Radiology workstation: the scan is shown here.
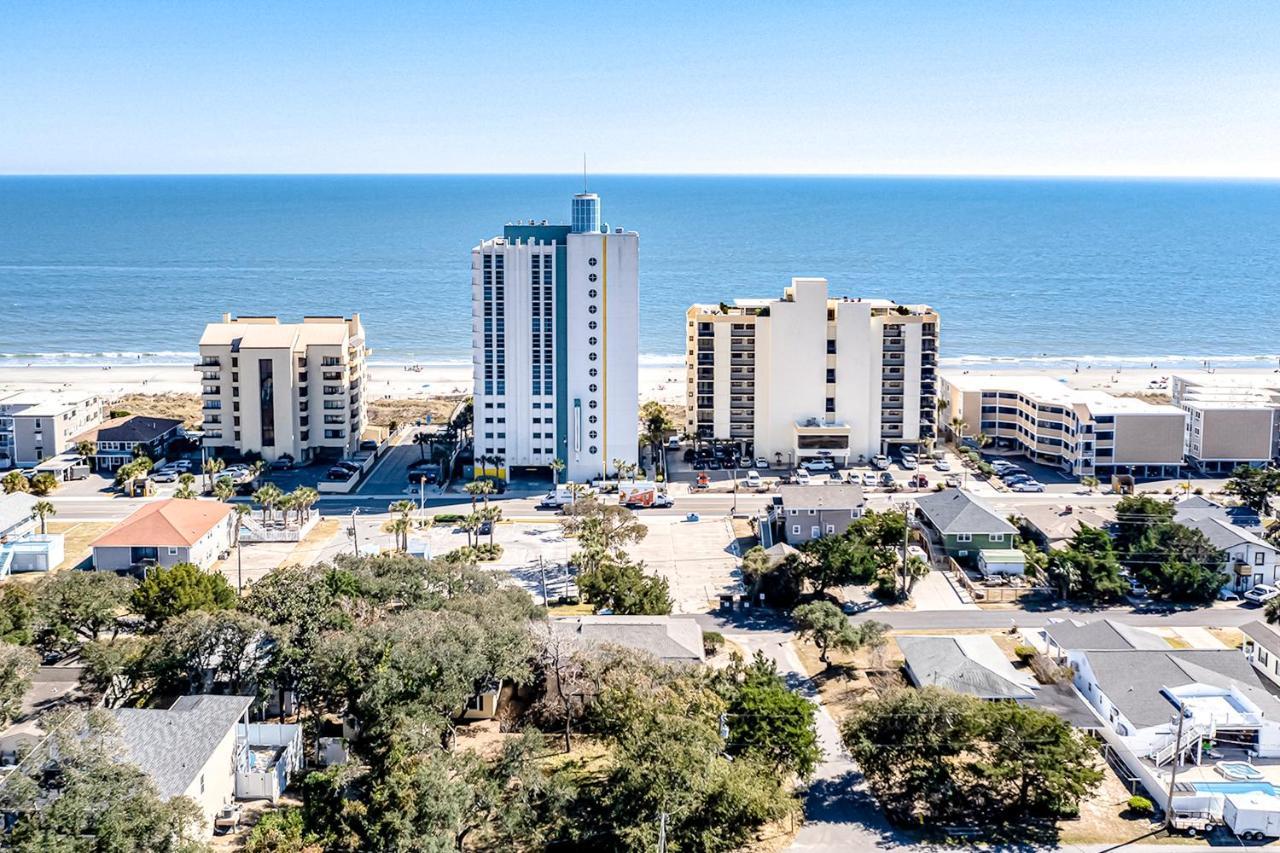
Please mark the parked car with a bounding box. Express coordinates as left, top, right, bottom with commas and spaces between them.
150, 469, 178, 483
908, 474, 929, 488
795, 470, 813, 485
745, 470, 762, 487
1244, 584, 1280, 605
861, 472, 878, 487
1010, 481, 1045, 493
944, 474, 962, 488
878, 472, 895, 487
899, 457, 918, 470
271, 455, 295, 470
1219, 588, 1241, 602
477, 519, 493, 536
803, 459, 835, 472
933, 459, 952, 472
667, 436, 681, 449
706, 459, 721, 470
359, 439, 379, 452
755, 457, 769, 469
871, 454, 890, 470
325, 467, 354, 481
334, 460, 361, 473
169, 459, 193, 472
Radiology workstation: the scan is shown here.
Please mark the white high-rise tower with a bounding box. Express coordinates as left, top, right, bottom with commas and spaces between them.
471, 192, 639, 484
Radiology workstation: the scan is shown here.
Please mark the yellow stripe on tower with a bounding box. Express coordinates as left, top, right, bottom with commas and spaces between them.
601, 235, 608, 480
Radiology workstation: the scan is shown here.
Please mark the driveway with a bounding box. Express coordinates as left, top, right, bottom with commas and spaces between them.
726, 631, 902, 852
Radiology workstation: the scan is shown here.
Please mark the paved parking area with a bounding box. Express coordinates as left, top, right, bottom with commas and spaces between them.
627, 515, 742, 613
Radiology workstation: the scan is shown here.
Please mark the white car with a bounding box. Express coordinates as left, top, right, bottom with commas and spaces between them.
899, 457, 918, 470
861, 472, 878, 487
755, 458, 770, 469
871, 454, 890, 470
933, 459, 952, 472
1010, 481, 1045, 493
803, 460, 835, 473
1245, 584, 1280, 605
150, 469, 178, 483
169, 459, 193, 471
794, 470, 812, 485
745, 471, 762, 487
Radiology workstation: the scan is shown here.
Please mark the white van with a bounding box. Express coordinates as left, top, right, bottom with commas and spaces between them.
794, 469, 812, 485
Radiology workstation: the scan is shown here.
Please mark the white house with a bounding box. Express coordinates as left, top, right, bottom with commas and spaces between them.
91, 499, 235, 572
1180, 514, 1279, 596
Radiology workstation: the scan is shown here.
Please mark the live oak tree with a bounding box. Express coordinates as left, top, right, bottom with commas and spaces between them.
1225, 464, 1280, 515
32, 570, 134, 653
712, 651, 820, 779
0, 642, 39, 726
791, 600, 886, 665
130, 562, 236, 631
843, 687, 1102, 828
576, 553, 672, 615
1046, 524, 1128, 602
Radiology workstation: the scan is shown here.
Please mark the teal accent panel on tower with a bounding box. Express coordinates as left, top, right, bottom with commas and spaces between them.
554, 243, 568, 482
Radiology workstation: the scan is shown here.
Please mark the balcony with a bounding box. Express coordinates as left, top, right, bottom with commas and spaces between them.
194, 357, 220, 370
201, 386, 221, 396
202, 401, 222, 411
200, 371, 220, 381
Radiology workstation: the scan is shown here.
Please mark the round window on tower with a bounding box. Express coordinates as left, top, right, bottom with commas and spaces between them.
589, 415, 598, 424
588, 305, 598, 315
589, 383, 597, 392
589, 368, 598, 377
589, 400, 598, 409
588, 352, 597, 361
589, 430, 598, 439
589, 445, 598, 454
588, 258, 598, 267
588, 274, 597, 283
588, 289, 597, 298
588, 337, 597, 346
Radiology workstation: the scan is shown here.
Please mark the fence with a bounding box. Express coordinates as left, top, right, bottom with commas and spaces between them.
945, 557, 1053, 603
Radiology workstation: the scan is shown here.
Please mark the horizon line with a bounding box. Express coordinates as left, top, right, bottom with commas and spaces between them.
2, 170, 1280, 182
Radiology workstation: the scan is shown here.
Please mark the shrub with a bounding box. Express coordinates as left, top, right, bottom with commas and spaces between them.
702, 630, 724, 656
977, 462, 995, 477
1164, 487, 1173, 495
433, 513, 464, 524
1193, 487, 1204, 495
1013, 644, 1038, 660
108, 408, 131, 419
474, 543, 503, 562
1127, 795, 1154, 815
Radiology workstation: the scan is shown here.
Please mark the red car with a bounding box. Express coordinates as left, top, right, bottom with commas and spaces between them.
909, 474, 929, 488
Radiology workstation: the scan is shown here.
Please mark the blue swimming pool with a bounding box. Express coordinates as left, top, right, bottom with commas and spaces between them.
1192, 782, 1278, 796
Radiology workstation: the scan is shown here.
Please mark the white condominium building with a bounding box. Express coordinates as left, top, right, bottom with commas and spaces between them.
1172, 373, 1280, 473
471, 192, 638, 484
685, 277, 939, 466
196, 314, 370, 463
0, 391, 104, 469
942, 373, 1186, 479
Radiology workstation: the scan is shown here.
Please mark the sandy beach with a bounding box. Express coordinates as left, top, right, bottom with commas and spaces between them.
3, 359, 1279, 411
0, 361, 692, 408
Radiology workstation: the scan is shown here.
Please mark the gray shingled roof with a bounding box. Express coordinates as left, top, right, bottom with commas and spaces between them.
914, 489, 1017, 536
1243, 621, 1280, 659
898, 636, 1034, 700
1082, 649, 1280, 728
550, 616, 705, 663
778, 484, 865, 511
0, 493, 37, 538
1044, 619, 1168, 652
112, 694, 252, 799
1181, 515, 1273, 552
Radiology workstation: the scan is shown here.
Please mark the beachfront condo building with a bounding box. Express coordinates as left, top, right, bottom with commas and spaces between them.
941, 373, 1186, 479
684, 277, 940, 466
196, 314, 370, 464
0, 390, 103, 469
471, 192, 639, 484
1172, 373, 1280, 473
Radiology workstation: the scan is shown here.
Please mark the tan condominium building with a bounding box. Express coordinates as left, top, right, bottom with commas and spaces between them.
196, 314, 370, 463
685, 277, 939, 467
942, 373, 1186, 480
0, 390, 103, 469
1172, 373, 1280, 473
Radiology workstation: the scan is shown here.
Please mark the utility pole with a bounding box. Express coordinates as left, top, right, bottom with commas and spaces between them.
350, 508, 360, 557
236, 537, 243, 595
657, 811, 668, 853
1164, 703, 1186, 830
539, 555, 548, 606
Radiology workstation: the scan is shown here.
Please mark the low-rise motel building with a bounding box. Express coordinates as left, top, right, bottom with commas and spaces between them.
1172, 373, 1280, 473
195, 314, 370, 464
941, 373, 1186, 480
685, 277, 940, 467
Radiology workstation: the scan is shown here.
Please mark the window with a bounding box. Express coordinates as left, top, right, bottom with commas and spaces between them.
588, 257, 597, 266
825, 397, 835, 413
826, 369, 836, 383
990, 533, 1004, 542
826, 525, 835, 534
957, 550, 968, 557
791, 525, 801, 535
167, 547, 178, 556
258, 358, 275, 447
826, 339, 836, 354
1257, 552, 1267, 565
588, 305, 598, 314
956, 533, 972, 542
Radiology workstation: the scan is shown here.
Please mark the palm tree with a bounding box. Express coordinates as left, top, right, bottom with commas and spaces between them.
203, 457, 226, 493
230, 503, 251, 547
482, 506, 502, 547
292, 487, 319, 524
949, 417, 967, 444
75, 439, 96, 470
463, 481, 485, 511
30, 500, 55, 534
975, 432, 992, 449
386, 515, 412, 552
413, 431, 432, 461
276, 493, 296, 526
550, 457, 566, 485
252, 483, 284, 524
174, 482, 198, 500
213, 477, 236, 503
460, 513, 481, 548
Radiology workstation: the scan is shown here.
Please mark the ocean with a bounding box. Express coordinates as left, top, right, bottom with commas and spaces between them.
1, 175, 1278, 371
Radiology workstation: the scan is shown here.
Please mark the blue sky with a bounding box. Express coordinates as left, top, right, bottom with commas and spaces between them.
3, 1, 1278, 176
